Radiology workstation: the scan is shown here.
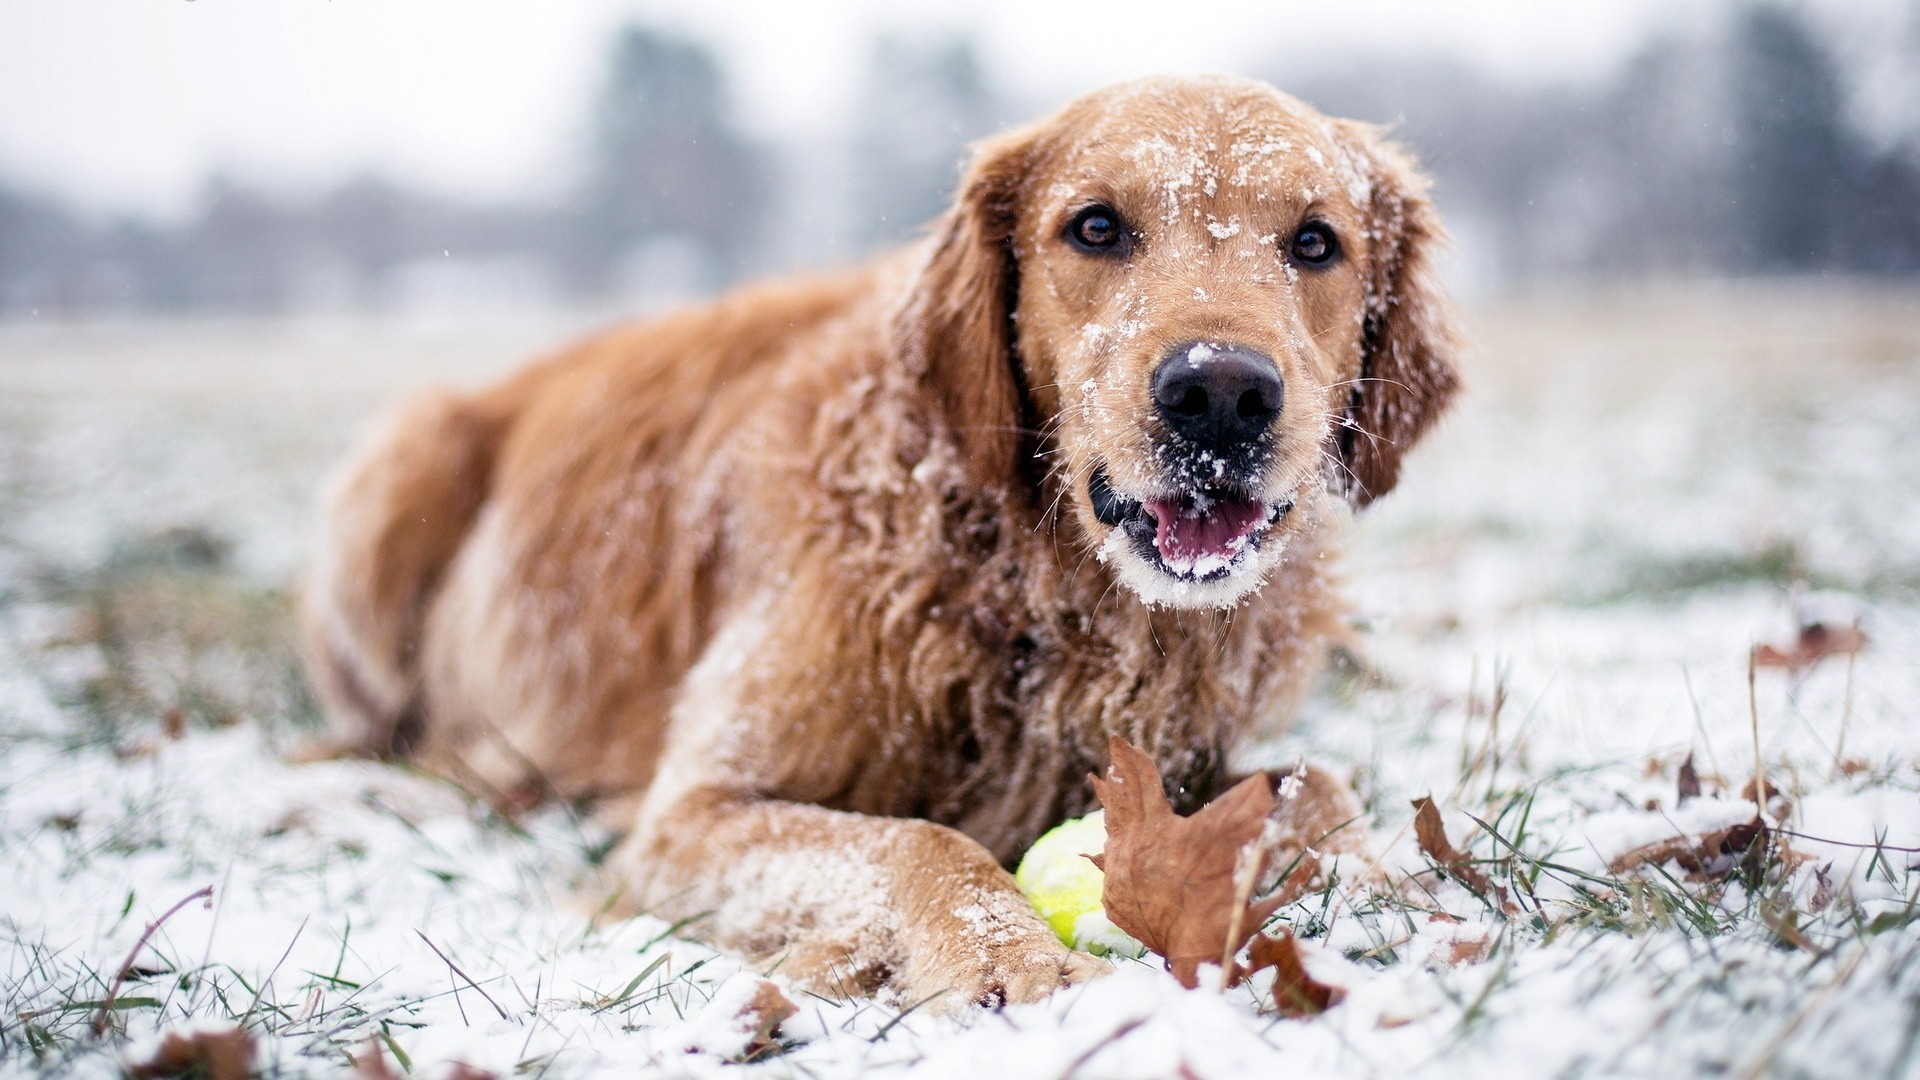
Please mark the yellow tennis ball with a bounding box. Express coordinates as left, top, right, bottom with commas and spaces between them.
1015, 811, 1111, 948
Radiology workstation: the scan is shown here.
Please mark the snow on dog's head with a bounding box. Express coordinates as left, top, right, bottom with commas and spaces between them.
897, 75, 1461, 609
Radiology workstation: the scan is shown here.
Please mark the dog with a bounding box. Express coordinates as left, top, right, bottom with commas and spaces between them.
301, 75, 1459, 1009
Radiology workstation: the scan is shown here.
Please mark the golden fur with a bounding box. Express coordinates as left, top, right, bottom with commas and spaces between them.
301, 76, 1460, 1008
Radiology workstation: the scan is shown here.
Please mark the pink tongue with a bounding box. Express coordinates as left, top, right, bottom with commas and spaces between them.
1143, 495, 1266, 568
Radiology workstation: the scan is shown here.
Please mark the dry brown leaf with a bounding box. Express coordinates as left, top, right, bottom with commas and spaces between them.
736, 980, 797, 1060
1752, 621, 1866, 671
1677, 752, 1701, 804
1442, 933, 1494, 967
1246, 930, 1345, 1017
1410, 797, 1511, 910
128, 1027, 254, 1080
1810, 864, 1835, 912
1089, 736, 1284, 988
1740, 776, 1793, 821
349, 1040, 401, 1080
1608, 818, 1775, 879
1760, 896, 1819, 953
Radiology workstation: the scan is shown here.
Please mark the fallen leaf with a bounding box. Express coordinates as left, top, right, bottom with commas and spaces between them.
1442, 933, 1494, 967
1810, 864, 1835, 912
1246, 930, 1345, 1017
1677, 753, 1701, 804
129, 1027, 254, 1080
1752, 621, 1866, 671
1089, 737, 1286, 988
1607, 817, 1780, 881
349, 1040, 400, 1080
735, 980, 797, 1060
1741, 776, 1792, 821
1410, 797, 1510, 909
1760, 896, 1818, 953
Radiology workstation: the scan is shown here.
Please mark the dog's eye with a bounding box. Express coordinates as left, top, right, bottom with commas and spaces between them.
1289, 222, 1339, 268
1067, 205, 1128, 254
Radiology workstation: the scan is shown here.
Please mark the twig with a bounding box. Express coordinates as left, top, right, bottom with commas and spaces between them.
1484, 661, 1508, 804
415, 931, 510, 1020
1831, 649, 1856, 779
1748, 648, 1767, 824
93, 885, 213, 1035
1220, 836, 1265, 982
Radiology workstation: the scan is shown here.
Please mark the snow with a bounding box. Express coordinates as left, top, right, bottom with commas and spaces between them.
4, 288, 1920, 1078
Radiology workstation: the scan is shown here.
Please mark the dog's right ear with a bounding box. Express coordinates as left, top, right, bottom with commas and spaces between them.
893, 126, 1041, 490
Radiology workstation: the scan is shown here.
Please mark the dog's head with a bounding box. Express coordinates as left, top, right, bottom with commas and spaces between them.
895, 76, 1460, 609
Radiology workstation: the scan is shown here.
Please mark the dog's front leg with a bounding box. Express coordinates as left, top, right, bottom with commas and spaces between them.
610, 784, 1105, 1009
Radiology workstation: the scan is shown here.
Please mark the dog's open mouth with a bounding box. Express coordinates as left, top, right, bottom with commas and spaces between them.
1090, 467, 1290, 581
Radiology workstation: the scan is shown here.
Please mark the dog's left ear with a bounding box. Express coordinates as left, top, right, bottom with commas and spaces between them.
893, 126, 1039, 490
1332, 124, 1463, 508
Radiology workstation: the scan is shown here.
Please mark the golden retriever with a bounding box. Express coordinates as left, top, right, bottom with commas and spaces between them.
301, 75, 1460, 1009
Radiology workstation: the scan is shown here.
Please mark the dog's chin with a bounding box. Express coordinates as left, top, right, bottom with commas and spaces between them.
1087, 467, 1294, 610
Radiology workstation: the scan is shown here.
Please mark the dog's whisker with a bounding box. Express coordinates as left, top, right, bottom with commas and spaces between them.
1313, 375, 1420, 398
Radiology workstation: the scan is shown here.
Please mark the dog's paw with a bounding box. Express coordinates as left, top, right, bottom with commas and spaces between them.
916, 939, 1110, 1012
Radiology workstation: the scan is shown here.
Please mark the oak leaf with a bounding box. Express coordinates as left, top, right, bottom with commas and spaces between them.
1089, 737, 1291, 988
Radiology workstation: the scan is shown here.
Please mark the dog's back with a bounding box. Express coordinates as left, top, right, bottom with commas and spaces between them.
300, 270, 874, 801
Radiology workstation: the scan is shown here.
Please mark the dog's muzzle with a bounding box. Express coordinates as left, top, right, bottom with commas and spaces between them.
1090, 466, 1291, 581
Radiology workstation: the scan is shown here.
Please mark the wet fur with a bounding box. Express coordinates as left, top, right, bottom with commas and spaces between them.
301, 76, 1460, 1008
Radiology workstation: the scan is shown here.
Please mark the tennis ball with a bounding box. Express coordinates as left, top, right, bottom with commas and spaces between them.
1014, 811, 1140, 956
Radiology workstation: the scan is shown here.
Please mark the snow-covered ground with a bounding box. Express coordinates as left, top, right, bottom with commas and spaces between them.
4, 285, 1919, 1079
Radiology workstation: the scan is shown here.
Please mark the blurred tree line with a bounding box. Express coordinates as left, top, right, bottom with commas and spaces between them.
1290, 3, 1920, 281
1, 3, 1916, 314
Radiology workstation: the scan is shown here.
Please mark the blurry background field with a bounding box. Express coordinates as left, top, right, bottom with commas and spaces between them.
3, 2, 1920, 1078
3, 1, 1919, 313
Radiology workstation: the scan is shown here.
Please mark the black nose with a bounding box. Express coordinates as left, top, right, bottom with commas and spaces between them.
1151, 343, 1284, 453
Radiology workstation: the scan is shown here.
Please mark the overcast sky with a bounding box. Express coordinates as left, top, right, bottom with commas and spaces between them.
0, 0, 1900, 220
